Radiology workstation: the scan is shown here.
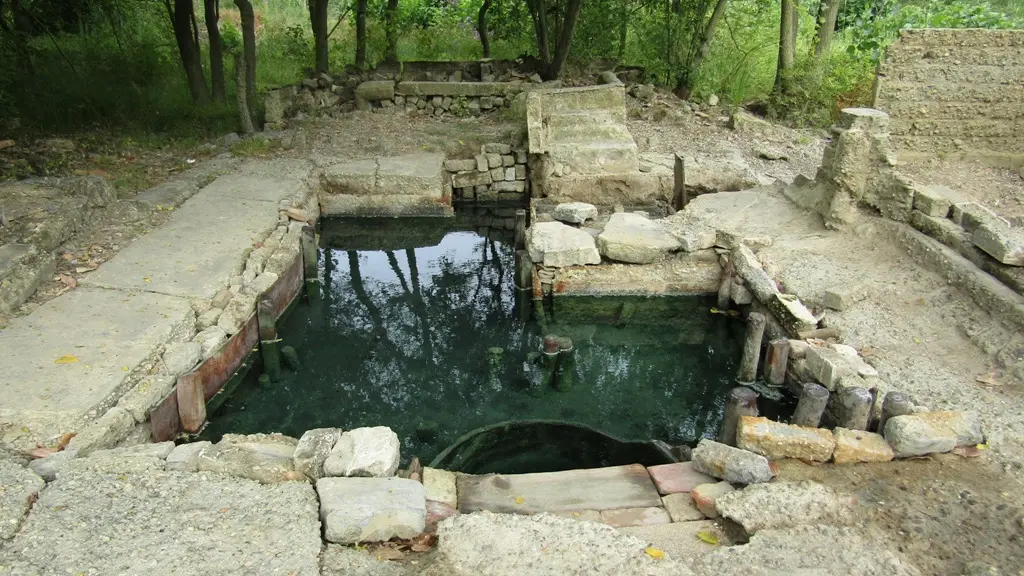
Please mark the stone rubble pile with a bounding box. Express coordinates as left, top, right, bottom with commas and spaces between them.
446, 143, 529, 203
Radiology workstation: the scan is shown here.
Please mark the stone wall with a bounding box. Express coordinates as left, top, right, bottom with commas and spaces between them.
445, 144, 530, 203
874, 29, 1024, 167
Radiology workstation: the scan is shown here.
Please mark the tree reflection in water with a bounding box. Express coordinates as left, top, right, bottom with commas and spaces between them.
204, 219, 771, 464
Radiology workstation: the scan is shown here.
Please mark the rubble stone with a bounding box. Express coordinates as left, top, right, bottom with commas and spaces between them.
736, 416, 835, 462
691, 481, 735, 518
832, 428, 895, 464
323, 426, 400, 477
317, 477, 426, 544
661, 493, 705, 522
293, 428, 343, 481
527, 221, 601, 267
552, 202, 598, 224
597, 212, 682, 264
691, 439, 775, 484
714, 481, 856, 536
884, 414, 959, 458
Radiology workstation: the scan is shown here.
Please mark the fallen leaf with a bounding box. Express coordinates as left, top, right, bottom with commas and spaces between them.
28, 446, 55, 459
219, 507, 230, 513
645, 546, 665, 559
373, 547, 405, 561
515, 496, 525, 505
409, 532, 436, 552
696, 530, 719, 545
953, 445, 983, 458
284, 207, 311, 223
143, 277, 152, 283
59, 274, 77, 289
55, 354, 79, 364
975, 373, 1002, 387
61, 252, 75, 261
57, 432, 76, 450
976, 443, 989, 450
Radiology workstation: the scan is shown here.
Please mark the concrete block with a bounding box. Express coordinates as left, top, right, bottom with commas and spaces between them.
913, 185, 954, 218
599, 506, 671, 528
691, 481, 735, 518
661, 493, 705, 522
736, 416, 836, 462
832, 428, 894, 464
973, 219, 1024, 266
317, 477, 426, 544
646, 462, 715, 495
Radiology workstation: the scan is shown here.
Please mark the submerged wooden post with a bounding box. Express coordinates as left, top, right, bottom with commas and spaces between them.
176, 372, 207, 433
764, 339, 790, 386
716, 274, 732, 310
792, 383, 829, 427
736, 312, 766, 383
556, 337, 574, 392
673, 153, 687, 210
515, 250, 533, 290
300, 224, 320, 303
720, 386, 758, 446
879, 391, 913, 433
514, 209, 527, 251
257, 297, 281, 382
836, 387, 873, 430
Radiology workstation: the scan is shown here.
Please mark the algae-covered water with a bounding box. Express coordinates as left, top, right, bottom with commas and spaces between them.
203, 216, 788, 466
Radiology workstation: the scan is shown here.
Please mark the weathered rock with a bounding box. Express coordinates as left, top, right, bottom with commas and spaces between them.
527, 221, 602, 267
823, 282, 869, 311
452, 170, 492, 188
884, 414, 959, 458
736, 416, 835, 462
832, 428, 895, 464
293, 427, 343, 481
598, 71, 622, 85
691, 439, 774, 484
166, 441, 211, 472
661, 493, 705, 522
239, 271, 279, 297
597, 213, 682, 264
765, 293, 817, 335
973, 219, 1024, 266
911, 411, 984, 446
117, 374, 175, 423
715, 481, 856, 536
685, 154, 760, 193
356, 80, 395, 103
424, 467, 458, 508
0, 460, 45, 539
317, 477, 426, 543
913, 185, 953, 218
193, 326, 228, 359
323, 426, 400, 477
211, 288, 233, 309
217, 293, 256, 334
28, 450, 77, 482
321, 545, 410, 576
162, 341, 202, 376
730, 244, 778, 302
65, 407, 135, 456
552, 202, 598, 225
805, 345, 854, 390
196, 438, 297, 483
691, 481, 735, 518
630, 84, 655, 101
196, 307, 222, 330
600, 506, 671, 528
646, 462, 715, 495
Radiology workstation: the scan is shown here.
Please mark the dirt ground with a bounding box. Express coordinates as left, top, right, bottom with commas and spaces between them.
900, 157, 1024, 223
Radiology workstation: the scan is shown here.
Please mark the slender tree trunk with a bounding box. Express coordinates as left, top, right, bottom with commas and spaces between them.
477, 0, 492, 59
676, 0, 728, 94
170, 0, 209, 104
774, 0, 797, 95
309, 0, 329, 73
384, 0, 399, 63
355, 0, 368, 70
235, 0, 257, 112
204, 0, 226, 101
234, 52, 255, 134
543, 0, 583, 80
616, 5, 628, 62
526, 0, 550, 64
813, 0, 842, 59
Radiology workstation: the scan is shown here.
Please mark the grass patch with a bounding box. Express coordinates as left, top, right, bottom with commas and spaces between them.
230, 137, 273, 157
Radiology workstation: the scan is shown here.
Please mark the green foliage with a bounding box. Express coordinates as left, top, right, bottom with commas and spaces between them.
220, 21, 242, 55
230, 136, 272, 157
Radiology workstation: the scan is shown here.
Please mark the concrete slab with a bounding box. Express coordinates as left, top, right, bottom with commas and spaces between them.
83, 175, 302, 300
2, 468, 322, 575
0, 287, 193, 438
376, 153, 445, 197
319, 193, 453, 218
619, 520, 733, 562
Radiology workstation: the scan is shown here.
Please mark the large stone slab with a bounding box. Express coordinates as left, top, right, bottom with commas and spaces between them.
0, 243, 56, 314
973, 219, 1024, 266
317, 477, 426, 544
0, 461, 44, 540
714, 481, 856, 536
318, 193, 454, 218
691, 439, 775, 484
376, 153, 445, 197
736, 416, 836, 462
597, 213, 681, 264
619, 520, 732, 563
84, 174, 305, 299
2, 468, 322, 574
884, 414, 958, 458
323, 426, 400, 478
527, 221, 601, 267
0, 287, 193, 441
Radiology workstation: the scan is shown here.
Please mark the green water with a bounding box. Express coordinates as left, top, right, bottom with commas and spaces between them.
203, 216, 789, 466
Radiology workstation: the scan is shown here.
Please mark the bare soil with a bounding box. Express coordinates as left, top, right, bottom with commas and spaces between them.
900, 157, 1024, 223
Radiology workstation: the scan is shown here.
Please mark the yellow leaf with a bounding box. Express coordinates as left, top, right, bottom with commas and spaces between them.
515, 496, 524, 504
143, 277, 152, 283
121, 366, 129, 372
912, 337, 921, 344
645, 546, 665, 559
977, 443, 988, 450
696, 530, 719, 545
55, 354, 79, 364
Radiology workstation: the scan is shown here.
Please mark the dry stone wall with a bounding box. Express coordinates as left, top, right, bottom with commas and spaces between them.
874, 29, 1024, 167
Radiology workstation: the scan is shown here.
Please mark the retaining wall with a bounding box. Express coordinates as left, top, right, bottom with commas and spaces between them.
874, 29, 1024, 167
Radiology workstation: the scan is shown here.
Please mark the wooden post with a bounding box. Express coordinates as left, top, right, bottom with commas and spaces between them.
556, 337, 574, 391
716, 274, 732, 310
514, 209, 527, 250
736, 312, 766, 383
300, 224, 320, 303
792, 383, 829, 427
515, 288, 532, 322
764, 339, 790, 386
836, 386, 872, 430
282, 345, 302, 371
879, 391, 913, 433
720, 386, 758, 446
176, 372, 207, 433
515, 250, 533, 290
673, 153, 687, 210
257, 297, 281, 382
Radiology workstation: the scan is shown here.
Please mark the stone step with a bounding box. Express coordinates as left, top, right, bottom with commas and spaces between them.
0, 243, 56, 314
548, 121, 637, 147
456, 463, 662, 514
547, 140, 639, 174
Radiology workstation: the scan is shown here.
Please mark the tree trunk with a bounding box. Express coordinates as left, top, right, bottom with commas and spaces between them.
309, 0, 329, 73
477, 0, 492, 59
616, 4, 627, 62
234, 52, 255, 134
676, 0, 728, 94
813, 0, 842, 59
526, 0, 550, 65
384, 0, 399, 63
171, 0, 209, 104
543, 0, 583, 80
204, 0, 225, 101
234, 0, 257, 114
355, 0, 368, 70
774, 0, 797, 95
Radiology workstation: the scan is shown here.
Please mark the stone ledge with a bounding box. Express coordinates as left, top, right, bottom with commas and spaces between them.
396, 81, 526, 98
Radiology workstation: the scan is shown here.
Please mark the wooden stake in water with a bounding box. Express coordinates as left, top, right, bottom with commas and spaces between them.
300, 224, 320, 303
514, 209, 527, 251
257, 297, 281, 382
720, 386, 758, 446
836, 386, 873, 430
764, 339, 790, 386
673, 153, 687, 210
515, 250, 533, 290
176, 371, 207, 433
736, 312, 766, 383
792, 383, 829, 427
717, 274, 732, 310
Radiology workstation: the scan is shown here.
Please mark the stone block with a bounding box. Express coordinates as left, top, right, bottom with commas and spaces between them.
501, 155, 515, 167
486, 153, 502, 169
294, 428, 343, 480
0, 460, 45, 539
193, 326, 228, 359
166, 441, 211, 472
444, 159, 477, 172
646, 462, 715, 495
691, 481, 735, 518
912, 411, 984, 446
823, 283, 869, 311
504, 167, 516, 181
805, 345, 854, 390
876, 178, 915, 223
355, 80, 395, 102
453, 170, 492, 189
952, 202, 999, 234
474, 155, 489, 172
597, 212, 682, 264
65, 407, 135, 456
196, 435, 297, 483
218, 293, 256, 335
516, 150, 527, 163
423, 467, 457, 509
323, 426, 400, 477
884, 414, 959, 458
492, 180, 526, 193
691, 439, 775, 484
489, 167, 504, 181
973, 219, 1024, 266
117, 374, 175, 423
730, 282, 753, 305
714, 481, 856, 536
515, 165, 526, 180
483, 143, 512, 154
832, 428, 894, 464
376, 153, 444, 198
730, 244, 778, 303
396, 81, 524, 98
599, 506, 671, 528
661, 493, 705, 522
163, 341, 201, 377
322, 159, 378, 196
736, 416, 836, 462
765, 293, 817, 335
317, 477, 426, 544
913, 185, 954, 218
553, 202, 598, 225
527, 221, 601, 268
